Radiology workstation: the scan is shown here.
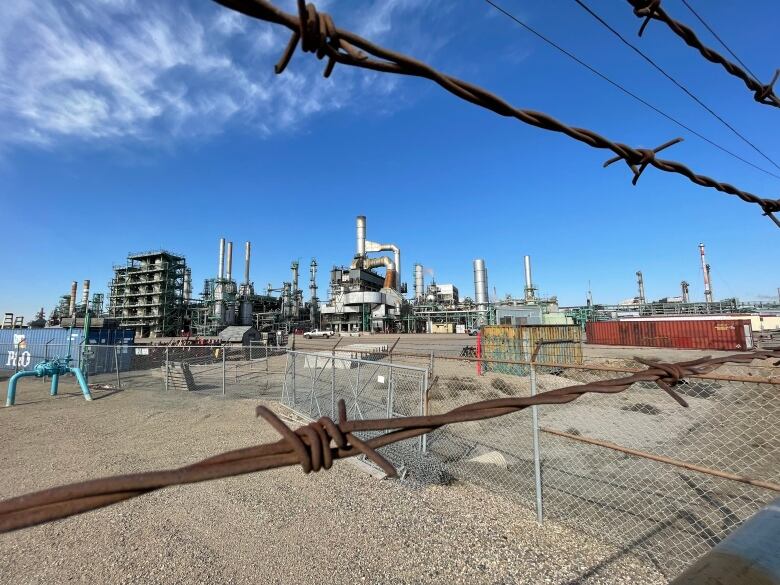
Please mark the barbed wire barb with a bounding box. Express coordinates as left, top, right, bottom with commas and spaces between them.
626, 0, 780, 108
213, 0, 780, 225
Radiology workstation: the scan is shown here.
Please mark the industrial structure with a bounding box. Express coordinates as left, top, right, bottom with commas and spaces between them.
6, 224, 774, 342
107, 250, 186, 338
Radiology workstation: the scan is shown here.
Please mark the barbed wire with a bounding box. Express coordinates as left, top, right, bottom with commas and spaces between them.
625, 0, 780, 108
483, 0, 780, 180
212, 1, 780, 225
1, 349, 777, 534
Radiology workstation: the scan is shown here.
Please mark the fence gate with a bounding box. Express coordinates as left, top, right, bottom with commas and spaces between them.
282, 350, 429, 476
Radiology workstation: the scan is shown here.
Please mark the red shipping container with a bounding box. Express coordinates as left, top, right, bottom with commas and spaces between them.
585, 319, 753, 351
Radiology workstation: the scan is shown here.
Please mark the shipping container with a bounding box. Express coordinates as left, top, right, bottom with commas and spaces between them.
480, 324, 583, 375
0, 327, 135, 373
586, 319, 753, 351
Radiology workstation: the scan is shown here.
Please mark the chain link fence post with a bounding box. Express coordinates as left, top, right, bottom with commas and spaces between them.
222, 345, 226, 397
114, 345, 121, 389
331, 352, 336, 418
164, 346, 169, 392
421, 368, 429, 453
530, 361, 544, 524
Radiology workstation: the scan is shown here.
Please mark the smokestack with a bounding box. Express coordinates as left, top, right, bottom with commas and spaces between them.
184, 269, 192, 302
244, 241, 251, 285
356, 215, 366, 258
473, 259, 489, 313
81, 279, 90, 308
69, 281, 78, 317
699, 243, 713, 303
226, 241, 234, 282
218, 238, 226, 279
636, 271, 645, 304
414, 264, 424, 302
681, 281, 689, 303
523, 255, 534, 301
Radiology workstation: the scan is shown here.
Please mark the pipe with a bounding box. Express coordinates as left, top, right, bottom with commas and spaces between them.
366, 241, 400, 290
636, 271, 645, 304
670, 497, 780, 585
356, 215, 366, 258
523, 255, 534, 301
226, 241, 233, 282
69, 281, 78, 317
699, 243, 713, 303
218, 238, 225, 280
244, 241, 251, 285
81, 280, 90, 308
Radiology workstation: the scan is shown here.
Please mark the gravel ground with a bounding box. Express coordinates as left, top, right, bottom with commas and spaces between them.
0, 383, 665, 585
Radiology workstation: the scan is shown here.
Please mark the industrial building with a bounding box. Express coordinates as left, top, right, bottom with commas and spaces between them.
107, 250, 187, 338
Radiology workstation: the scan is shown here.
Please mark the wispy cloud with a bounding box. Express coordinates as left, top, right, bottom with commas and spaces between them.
0, 0, 446, 151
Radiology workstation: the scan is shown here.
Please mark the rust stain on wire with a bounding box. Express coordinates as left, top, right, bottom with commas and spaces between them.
212, 0, 779, 225
0, 349, 777, 534
626, 0, 780, 108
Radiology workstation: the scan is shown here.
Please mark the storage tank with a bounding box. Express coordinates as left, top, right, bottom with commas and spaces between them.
414, 264, 424, 302
473, 259, 488, 310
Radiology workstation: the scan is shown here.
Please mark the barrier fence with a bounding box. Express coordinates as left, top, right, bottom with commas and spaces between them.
2, 341, 777, 579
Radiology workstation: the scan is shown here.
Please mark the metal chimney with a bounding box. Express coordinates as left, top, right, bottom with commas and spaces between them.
244, 241, 251, 285
69, 281, 78, 317
81, 279, 90, 308
356, 215, 366, 258
184, 269, 192, 302
414, 264, 424, 302
226, 241, 234, 282
636, 271, 645, 304
681, 281, 689, 303
218, 238, 226, 279
473, 259, 489, 315
699, 243, 713, 303
523, 255, 535, 301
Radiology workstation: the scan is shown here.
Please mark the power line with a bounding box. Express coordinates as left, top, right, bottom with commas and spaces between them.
482, 0, 780, 180
679, 0, 759, 83
573, 0, 780, 173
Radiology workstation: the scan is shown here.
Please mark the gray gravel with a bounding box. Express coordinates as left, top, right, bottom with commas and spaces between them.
0, 384, 664, 584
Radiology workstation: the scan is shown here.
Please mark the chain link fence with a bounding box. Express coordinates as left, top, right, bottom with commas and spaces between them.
419, 354, 779, 579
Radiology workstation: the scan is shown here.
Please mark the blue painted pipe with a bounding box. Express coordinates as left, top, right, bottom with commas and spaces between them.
6, 371, 39, 407
5, 361, 92, 407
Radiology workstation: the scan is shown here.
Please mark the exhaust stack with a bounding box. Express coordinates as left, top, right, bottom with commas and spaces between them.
636, 271, 645, 304
414, 264, 424, 302
523, 255, 535, 301
69, 281, 78, 317
218, 238, 226, 279
226, 241, 234, 282
699, 243, 713, 303
473, 259, 489, 319
244, 241, 251, 285
356, 215, 366, 258
81, 279, 90, 309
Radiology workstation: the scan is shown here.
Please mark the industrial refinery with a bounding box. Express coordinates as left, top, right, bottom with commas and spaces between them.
2, 216, 778, 340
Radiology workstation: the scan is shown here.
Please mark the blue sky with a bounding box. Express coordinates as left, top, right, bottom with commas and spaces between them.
1, 0, 777, 320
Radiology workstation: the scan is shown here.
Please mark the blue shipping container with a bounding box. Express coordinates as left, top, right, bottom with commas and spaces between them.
0, 327, 134, 374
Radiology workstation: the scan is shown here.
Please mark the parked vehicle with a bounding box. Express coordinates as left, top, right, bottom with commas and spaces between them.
467, 328, 479, 336
303, 329, 334, 339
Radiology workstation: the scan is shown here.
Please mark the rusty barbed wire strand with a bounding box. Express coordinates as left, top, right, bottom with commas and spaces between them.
625, 0, 780, 108
0, 349, 777, 534
483, 0, 780, 180
574, 0, 780, 173
210, 0, 780, 225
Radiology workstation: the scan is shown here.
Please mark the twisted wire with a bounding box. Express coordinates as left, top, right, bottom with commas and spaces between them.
626, 0, 780, 108
212, 0, 780, 225
1, 349, 777, 534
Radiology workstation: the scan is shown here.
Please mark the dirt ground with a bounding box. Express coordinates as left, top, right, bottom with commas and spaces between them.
0, 382, 665, 585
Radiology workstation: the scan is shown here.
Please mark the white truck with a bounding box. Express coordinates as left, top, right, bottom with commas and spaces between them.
303, 329, 335, 339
